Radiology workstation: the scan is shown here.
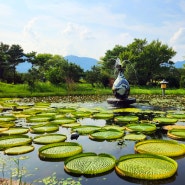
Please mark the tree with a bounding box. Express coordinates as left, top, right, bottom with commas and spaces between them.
0, 42, 9, 81
7, 44, 25, 83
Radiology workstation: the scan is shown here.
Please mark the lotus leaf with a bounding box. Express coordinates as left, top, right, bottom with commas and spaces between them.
113, 108, 141, 113
0, 127, 29, 135
0, 116, 16, 122
89, 129, 124, 140
124, 133, 146, 141
39, 142, 82, 159
135, 139, 185, 157
30, 124, 59, 133
64, 153, 116, 175
57, 108, 76, 113
0, 135, 32, 149
114, 115, 139, 123
115, 154, 177, 180
92, 113, 114, 119
167, 129, 185, 140
73, 111, 92, 118
71, 125, 101, 135
4, 145, 34, 155
153, 117, 177, 125
126, 123, 156, 133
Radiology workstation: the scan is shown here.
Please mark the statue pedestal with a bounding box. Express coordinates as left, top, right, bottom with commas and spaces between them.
107, 97, 136, 107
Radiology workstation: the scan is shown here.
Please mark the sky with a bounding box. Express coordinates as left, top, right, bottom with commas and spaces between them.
0, 0, 185, 61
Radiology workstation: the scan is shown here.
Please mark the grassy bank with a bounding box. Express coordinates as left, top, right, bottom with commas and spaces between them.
0, 82, 184, 98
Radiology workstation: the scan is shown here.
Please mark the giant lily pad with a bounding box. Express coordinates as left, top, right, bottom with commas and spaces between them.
135, 139, 185, 157
51, 118, 76, 125
126, 123, 156, 133
4, 145, 34, 155
114, 115, 139, 123
167, 129, 185, 140
153, 117, 177, 125
30, 123, 59, 133
115, 154, 178, 180
64, 153, 116, 175
71, 125, 101, 135
92, 112, 114, 119
27, 115, 54, 122
0, 135, 32, 149
0, 115, 16, 122
0, 127, 29, 135
39, 142, 82, 159
89, 129, 124, 140
33, 134, 67, 144
124, 133, 146, 141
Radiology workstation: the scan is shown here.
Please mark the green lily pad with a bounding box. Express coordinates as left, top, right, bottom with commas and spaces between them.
64, 153, 116, 175
39, 142, 82, 159
0, 116, 16, 122
89, 129, 124, 140
71, 125, 101, 135
0, 127, 29, 135
113, 108, 141, 113
163, 125, 185, 131
103, 125, 125, 131
62, 123, 81, 128
0, 135, 32, 149
114, 115, 139, 123
135, 139, 185, 157
115, 154, 177, 180
153, 117, 177, 125
33, 134, 67, 144
126, 123, 156, 133
30, 123, 59, 133
124, 133, 146, 141
27, 115, 53, 122
92, 112, 114, 119
167, 129, 185, 140
51, 118, 76, 125
4, 145, 34, 155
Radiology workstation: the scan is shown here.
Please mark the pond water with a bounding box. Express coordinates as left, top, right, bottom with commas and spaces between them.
0, 96, 185, 185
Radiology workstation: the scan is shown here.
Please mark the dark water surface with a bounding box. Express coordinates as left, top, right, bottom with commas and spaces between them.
1, 98, 185, 185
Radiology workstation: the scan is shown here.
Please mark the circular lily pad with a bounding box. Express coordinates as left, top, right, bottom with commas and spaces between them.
0, 127, 29, 135
64, 153, 116, 175
0, 135, 32, 149
126, 123, 156, 133
0, 116, 16, 122
4, 145, 34, 155
71, 125, 101, 135
167, 129, 185, 140
39, 142, 82, 159
163, 125, 185, 131
167, 113, 185, 119
30, 124, 59, 133
89, 129, 124, 140
114, 115, 139, 123
33, 134, 67, 144
135, 139, 185, 157
113, 108, 141, 113
124, 133, 146, 141
27, 115, 53, 122
92, 113, 114, 119
103, 125, 125, 131
115, 154, 178, 180
51, 118, 76, 125
153, 117, 177, 125
62, 123, 81, 128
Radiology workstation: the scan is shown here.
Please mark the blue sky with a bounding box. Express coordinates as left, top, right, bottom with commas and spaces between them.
0, 0, 185, 61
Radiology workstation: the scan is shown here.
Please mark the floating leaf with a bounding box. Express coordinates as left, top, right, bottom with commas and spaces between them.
103, 125, 125, 131
39, 142, 82, 159
167, 129, 185, 140
163, 125, 185, 131
89, 129, 124, 140
114, 115, 139, 123
124, 133, 146, 141
71, 125, 101, 135
0, 135, 32, 149
4, 145, 34, 155
126, 123, 156, 133
33, 134, 67, 144
0, 127, 29, 135
153, 117, 177, 125
0, 115, 16, 122
135, 139, 185, 157
64, 153, 116, 175
115, 154, 178, 180
51, 118, 76, 125
30, 123, 59, 133
92, 113, 114, 119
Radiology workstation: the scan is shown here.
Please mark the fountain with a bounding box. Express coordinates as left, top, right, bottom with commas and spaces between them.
107, 58, 136, 106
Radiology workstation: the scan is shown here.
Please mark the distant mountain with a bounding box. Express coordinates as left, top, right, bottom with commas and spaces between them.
16, 55, 98, 73
64, 55, 98, 71
174, 61, 185, 68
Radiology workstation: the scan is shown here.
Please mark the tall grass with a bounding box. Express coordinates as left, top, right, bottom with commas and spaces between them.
0, 82, 184, 98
